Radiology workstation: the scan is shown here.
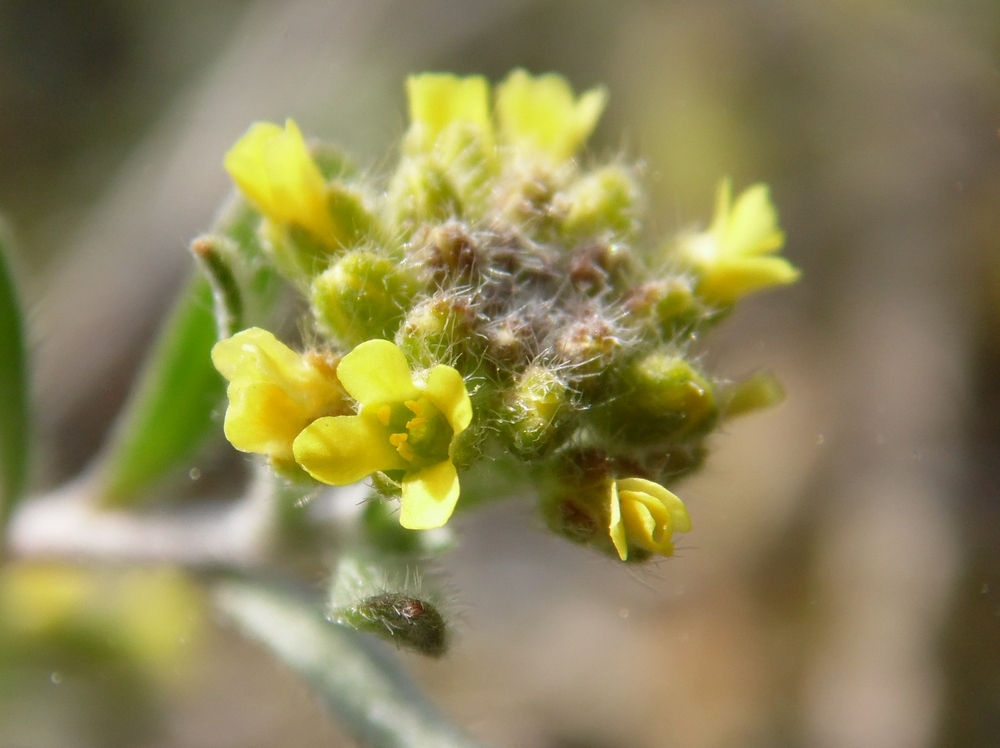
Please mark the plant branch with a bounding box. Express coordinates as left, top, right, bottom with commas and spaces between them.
213, 578, 485, 748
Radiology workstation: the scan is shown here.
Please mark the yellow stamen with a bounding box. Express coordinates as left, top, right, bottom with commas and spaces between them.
405, 416, 427, 431
404, 400, 425, 417
389, 433, 416, 461
376, 405, 391, 427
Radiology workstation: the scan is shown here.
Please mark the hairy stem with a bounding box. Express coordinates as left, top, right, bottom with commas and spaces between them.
213, 578, 485, 748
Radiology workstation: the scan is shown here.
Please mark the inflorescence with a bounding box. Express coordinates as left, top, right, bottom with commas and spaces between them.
201, 70, 799, 562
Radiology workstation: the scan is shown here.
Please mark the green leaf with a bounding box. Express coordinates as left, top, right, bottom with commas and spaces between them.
98, 274, 224, 506
0, 221, 29, 528
214, 579, 482, 748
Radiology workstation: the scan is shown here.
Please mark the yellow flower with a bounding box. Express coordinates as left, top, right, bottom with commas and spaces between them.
224, 119, 339, 244
292, 339, 472, 530
495, 69, 608, 162
608, 477, 692, 561
677, 178, 800, 306
404, 73, 493, 156
212, 327, 347, 465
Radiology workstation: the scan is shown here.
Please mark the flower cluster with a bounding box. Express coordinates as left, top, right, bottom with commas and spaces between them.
203, 70, 799, 557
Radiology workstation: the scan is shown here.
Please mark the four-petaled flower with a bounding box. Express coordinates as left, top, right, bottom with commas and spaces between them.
293, 339, 473, 530
609, 477, 692, 561
224, 118, 338, 245
676, 178, 800, 306
211, 327, 348, 468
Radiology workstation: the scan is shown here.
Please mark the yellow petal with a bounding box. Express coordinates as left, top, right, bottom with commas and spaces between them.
293, 414, 405, 485
697, 255, 801, 306
495, 69, 607, 161
406, 73, 492, 153
708, 177, 733, 238
608, 480, 629, 560
421, 364, 472, 435
223, 381, 306, 461
337, 339, 418, 406
399, 459, 461, 529
618, 477, 692, 533
211, 327, 304, 384
619, 492, 676, 556
212, 328, 345, 462
722, 182, 784, 257
224, 119, 336, 242
678, 179, 799, 305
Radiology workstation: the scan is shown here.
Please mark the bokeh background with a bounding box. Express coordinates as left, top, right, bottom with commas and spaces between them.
2, 0, 1000, 746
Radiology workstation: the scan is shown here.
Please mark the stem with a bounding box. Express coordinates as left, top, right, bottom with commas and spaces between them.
212, 578, 485, 748
191, 234, 243, 339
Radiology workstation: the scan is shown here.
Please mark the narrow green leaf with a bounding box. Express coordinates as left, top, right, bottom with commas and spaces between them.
214, 579, 483, 748
0, 221, 29, 528
98, 274, 224, 506
97, 194, 281, 506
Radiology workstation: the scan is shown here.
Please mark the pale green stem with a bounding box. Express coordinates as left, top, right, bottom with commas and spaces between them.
212, 578, 486, 748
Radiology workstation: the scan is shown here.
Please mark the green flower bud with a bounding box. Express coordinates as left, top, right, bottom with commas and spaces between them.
625, 277, 710, 339
604, 350, 717, 444
560, 165, 640, 240
503, 364, 572, 458
328, 554, 449, 657
553, 313, 620, 382
497, 163, 566, 239
568, 241, 635, 295
408, 221, 480, 285
325, 182, 380, 248
311, 250, 417, 346
337, 592, 448, 657
388, 157, 463, 234
483, 312, 537, 371
395, 292, 479, 369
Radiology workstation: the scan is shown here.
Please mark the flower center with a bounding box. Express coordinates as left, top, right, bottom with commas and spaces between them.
377, 397, 454, 468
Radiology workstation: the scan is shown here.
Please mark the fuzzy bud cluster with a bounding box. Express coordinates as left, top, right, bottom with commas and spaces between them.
202, 70, 799, 561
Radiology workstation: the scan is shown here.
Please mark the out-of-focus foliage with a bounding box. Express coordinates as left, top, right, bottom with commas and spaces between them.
0, 222, 29, 526
2, 0, 1000, 747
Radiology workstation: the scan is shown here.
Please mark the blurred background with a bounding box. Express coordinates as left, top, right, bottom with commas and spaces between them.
2, 0, 1000, 746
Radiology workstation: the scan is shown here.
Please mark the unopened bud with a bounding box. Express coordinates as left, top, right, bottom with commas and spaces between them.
408, 221, 480, 284
607, 351, 717, 444
503, 364, 572, 458
388, 157, 463, 233
625, 277, 709, 340
395, 292, 479, 369
553, 313, 620, 381
560, 164, 640, 240
337, 593, 447, 657
311, 251, 417, 346
568, 242, 634, 295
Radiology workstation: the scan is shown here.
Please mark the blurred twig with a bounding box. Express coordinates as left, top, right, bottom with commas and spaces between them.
213, 578, 486, 748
